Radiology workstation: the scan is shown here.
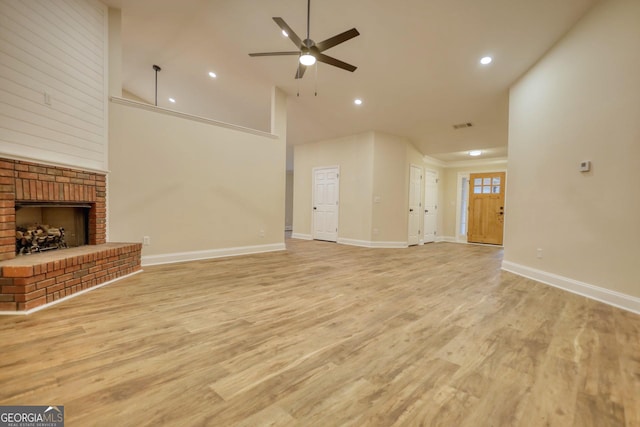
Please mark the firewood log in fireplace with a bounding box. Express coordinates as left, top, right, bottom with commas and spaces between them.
16, 224, 67, 254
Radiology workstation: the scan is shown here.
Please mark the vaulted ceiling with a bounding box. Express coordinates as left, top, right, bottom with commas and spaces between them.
103, 0, 598, 164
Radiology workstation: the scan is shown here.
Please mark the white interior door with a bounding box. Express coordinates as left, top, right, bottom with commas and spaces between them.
408, 165, 422, 246
313, 167, 339, 242
423, 170, 438, 243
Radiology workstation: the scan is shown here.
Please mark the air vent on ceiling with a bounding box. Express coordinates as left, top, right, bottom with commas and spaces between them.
453, 122, 473, 130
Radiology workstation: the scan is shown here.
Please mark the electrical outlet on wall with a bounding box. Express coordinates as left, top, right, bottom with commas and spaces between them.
536, 248, 543, 259
143, 236, 151, 246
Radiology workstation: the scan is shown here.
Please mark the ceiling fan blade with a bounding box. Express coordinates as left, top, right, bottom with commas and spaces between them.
249, 51, 301, 57
273, 17, 303, 49
295, 63, 307, 79
315, 53, 357, 72
315, 28, 360, 52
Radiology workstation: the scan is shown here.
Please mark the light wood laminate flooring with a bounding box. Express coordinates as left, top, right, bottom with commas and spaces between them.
0, 239, 638, 426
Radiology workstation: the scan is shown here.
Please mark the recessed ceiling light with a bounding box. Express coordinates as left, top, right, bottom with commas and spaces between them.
480, 56, 493, 65
469, 150, 482, 156
208, 71, 217, 78
282, 30, 288, 37
354, 99, 363, 105
168, 97, 176, 103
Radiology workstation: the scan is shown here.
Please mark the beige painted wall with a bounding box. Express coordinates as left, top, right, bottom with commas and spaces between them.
504, 0, 640, 297
293, 131, 440, 244
108, 100, 286, 257
293, 132, 374, 241
108, 8, 122, 99
122, 89, 148, 104
371, 133, 411, 243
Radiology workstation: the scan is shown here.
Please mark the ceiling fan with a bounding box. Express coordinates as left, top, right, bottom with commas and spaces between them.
249, 0, 360, 79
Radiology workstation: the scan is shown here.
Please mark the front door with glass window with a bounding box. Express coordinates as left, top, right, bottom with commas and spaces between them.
467, 172, 505, 245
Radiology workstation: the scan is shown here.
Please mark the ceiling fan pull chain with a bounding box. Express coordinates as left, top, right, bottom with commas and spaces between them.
315, 62, 318, 96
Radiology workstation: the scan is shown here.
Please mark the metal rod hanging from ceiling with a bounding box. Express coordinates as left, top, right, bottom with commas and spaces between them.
153, 65, 161, 106
306, 0, 311, 41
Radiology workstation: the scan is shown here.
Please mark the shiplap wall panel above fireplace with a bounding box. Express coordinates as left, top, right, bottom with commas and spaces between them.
0, 0, 108, 172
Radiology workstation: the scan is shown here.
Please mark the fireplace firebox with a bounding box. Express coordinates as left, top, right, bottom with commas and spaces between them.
15, 202, 91, 254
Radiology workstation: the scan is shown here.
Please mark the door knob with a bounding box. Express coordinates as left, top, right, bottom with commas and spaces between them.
313, 207, 317, 210
425, 209, 428, 213
409, 208, 413, 212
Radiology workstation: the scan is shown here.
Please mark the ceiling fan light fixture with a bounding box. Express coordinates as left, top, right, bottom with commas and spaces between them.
299, 53, 316, 66
469, 150, 482, 157
354, 99, 363, 105
480, 56, 493, 65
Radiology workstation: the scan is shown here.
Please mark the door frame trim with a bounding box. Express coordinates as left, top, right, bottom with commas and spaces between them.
423, 168, 439, 243
311, 165, 340, 241
455, 168, 507, 243
408, 164, 423, 246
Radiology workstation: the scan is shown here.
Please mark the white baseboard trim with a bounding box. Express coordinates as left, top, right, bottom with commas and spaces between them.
0, 270, 143, 316
142, 243, 286, 267
337, 238, 408, 249
291, 233, 312, 240
502, 261, 640, 315
438, 237, 503, 247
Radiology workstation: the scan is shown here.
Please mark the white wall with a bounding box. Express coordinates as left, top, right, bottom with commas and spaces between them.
108, 98, 286, 265
0, 0, 108, 171
504, 0, 640, 307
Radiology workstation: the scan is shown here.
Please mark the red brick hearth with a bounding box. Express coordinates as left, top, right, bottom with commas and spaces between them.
0, 243, 141, 311
0, 158, 142, 312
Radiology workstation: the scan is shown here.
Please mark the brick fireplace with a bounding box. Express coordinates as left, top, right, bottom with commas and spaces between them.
1, 158, 106, 259
0, 158, 141, 312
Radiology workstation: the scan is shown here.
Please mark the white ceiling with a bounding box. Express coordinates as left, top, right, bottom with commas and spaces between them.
103, 0, 598, 164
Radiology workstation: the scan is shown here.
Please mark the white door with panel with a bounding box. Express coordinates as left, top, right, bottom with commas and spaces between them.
423, 170, 438, 243
408, 165, 422, 246
312, 167, 339, 242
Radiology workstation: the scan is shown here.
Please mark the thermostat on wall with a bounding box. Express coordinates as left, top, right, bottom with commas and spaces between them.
579, 160, 591, 172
